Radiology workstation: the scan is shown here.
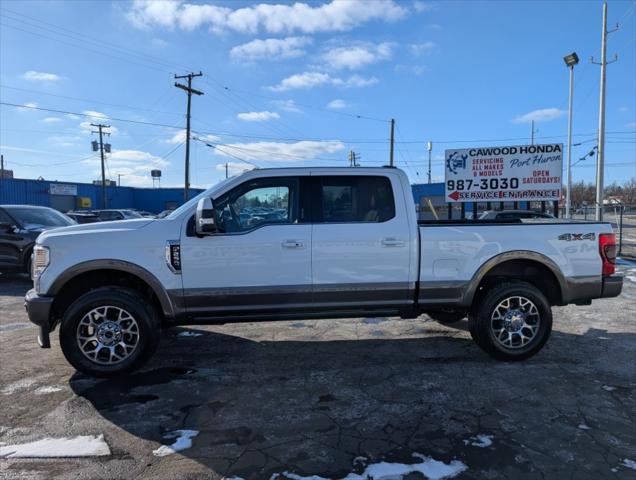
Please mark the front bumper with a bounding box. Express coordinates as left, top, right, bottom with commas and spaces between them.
24, 289, 54, 348
601, 275, 623, 299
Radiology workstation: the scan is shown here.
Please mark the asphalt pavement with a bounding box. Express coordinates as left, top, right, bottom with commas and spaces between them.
1, 264, 635, 480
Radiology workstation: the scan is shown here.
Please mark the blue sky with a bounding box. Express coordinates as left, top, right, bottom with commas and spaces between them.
1, 0, 634, 188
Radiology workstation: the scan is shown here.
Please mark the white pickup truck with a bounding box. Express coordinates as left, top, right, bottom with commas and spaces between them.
25, 167, 622, 376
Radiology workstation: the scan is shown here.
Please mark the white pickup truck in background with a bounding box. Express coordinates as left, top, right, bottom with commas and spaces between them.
25, 167, 623, 376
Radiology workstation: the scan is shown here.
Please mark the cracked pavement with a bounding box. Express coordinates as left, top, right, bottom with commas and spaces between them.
1, 267, 635, 479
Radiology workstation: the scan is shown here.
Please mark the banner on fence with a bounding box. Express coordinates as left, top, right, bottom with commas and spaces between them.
444, 144, 563, 203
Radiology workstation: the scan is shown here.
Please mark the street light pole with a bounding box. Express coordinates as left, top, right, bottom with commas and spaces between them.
563, 52, 579, 219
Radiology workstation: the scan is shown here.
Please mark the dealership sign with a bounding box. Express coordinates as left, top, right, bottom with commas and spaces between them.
444, 144, 563, 202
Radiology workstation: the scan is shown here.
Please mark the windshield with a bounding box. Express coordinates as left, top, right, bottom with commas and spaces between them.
6, 207, 75, 228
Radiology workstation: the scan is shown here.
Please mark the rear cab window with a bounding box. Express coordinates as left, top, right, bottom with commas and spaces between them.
315, 175, 395, 223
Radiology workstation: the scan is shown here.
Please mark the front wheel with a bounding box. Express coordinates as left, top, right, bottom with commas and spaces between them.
468, 281, 552, 361
59, 287, 161, 377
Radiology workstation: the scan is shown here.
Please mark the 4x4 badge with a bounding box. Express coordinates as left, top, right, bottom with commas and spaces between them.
558, 233, 596, 241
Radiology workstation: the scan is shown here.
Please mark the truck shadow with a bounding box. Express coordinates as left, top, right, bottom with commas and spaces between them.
69, 325, 635, 479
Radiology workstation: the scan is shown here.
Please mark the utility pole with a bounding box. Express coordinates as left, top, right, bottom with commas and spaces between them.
348, 150, 360, 167
563, 52, 579, 219
174, 72, 203, 203
117, 173, 122, 187
389, 118, 395, 167
591, 2, 618, 221
531, 120, 537, 145
225, 162, 228, 179
91, 123, 110, 209
426, 141, 433, 183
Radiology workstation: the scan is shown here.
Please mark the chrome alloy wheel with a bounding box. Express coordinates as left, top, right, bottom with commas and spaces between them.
76, 306, 140, 365
490, 296, 540, 349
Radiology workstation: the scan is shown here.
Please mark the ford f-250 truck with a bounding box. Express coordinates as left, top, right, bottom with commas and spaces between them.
25, 167, 623, 376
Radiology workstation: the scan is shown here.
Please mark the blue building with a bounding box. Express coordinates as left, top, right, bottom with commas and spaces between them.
0, 177, 203, 214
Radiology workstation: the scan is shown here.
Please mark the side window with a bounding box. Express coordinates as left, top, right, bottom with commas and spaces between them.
214, 178, 298, 233
318, 176, 395, 223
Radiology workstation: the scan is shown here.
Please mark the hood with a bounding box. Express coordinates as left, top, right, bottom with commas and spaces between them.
37, 218, 154, 242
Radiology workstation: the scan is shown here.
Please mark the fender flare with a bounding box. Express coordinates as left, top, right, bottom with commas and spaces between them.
461, 250, 567, 306
49, 259, 175, 318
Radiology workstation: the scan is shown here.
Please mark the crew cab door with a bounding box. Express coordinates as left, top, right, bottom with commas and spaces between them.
179, 176, 312, 318
311, 173, 415, 308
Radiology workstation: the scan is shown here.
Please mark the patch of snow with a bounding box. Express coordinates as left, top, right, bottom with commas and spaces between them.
578, 424, 591, 430
622, 459, 636, 470
35, 386, 62, 395
152, 430, 199, 457
352, 456, 367, 466
625, 275, 636, 283
177, 331, 203, 337
602, 385, 616, 391
282, 473, 329, 480
0, 434, 110, 458
363, 317, 386, 325
343, 453, 467, 480
2, 378, 37, 395
464, 434, 494, 448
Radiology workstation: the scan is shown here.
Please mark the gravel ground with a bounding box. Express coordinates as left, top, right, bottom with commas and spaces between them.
1, 265, 635, 480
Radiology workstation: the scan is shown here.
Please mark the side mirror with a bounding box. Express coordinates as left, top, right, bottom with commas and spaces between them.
195, 197, 217, 235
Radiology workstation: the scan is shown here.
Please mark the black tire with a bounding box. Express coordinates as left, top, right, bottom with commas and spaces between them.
59, 287, 161, 377
427, 310, 466, 324
468, 281, 552, 361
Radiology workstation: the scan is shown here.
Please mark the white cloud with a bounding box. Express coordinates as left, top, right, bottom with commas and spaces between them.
17, 101, 38, 112
271, 99, 302, 113
327, 99, 348, 109
512, 108, 566, 124
230, 36, 311, 61
626, 122, 636, 129
83, 110, 109, 120
237, 111, 280, 122
49, 135, 81, 148
323, 42, 393, 70
216, 162, 256, 176
23, 70, 62, 82
84, 149, 169, 187
213, 140, 345, 162
42, 117, 63, 124
267, 71, 377, 91
66, 113, 80, 120
168, 130, 220, 144
127, 0, 407, 34
618, 106, 628, 113
409, 41, 436, 56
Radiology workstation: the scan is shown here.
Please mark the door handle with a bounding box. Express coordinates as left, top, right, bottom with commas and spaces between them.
282, 240, 305, 249
381, 237, 405, 247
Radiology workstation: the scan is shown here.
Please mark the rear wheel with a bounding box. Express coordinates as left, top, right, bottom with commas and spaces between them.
59, 287, 160, 377
468, 281, 552, 361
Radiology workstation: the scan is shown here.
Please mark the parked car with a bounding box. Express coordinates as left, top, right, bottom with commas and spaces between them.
156, 209, 175, 219
25, 167, 622, 376
92, 209, 144, 221
66, 212, 100, 224
0, 205, 75, 274
479, 209, 555, 220
131, 209, 156, 218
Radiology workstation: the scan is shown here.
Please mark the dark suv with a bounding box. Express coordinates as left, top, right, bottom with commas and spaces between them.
0, 205, 75, 274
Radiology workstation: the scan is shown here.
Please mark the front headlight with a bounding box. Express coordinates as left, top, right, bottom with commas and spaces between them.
32, 245, 50, 280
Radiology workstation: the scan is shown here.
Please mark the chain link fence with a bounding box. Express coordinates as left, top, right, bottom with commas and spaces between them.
566, 204, 636, 259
